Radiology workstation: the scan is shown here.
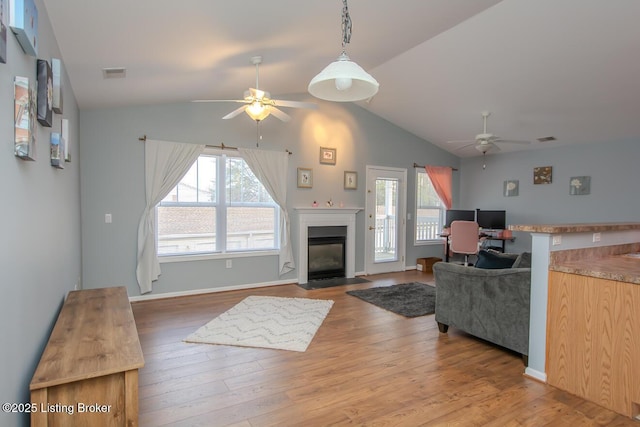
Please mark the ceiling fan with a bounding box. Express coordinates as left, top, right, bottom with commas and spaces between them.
193, 56, 317, 122
446, 111, 530, 154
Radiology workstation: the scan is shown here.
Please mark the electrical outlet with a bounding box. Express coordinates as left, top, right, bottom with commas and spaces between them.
225, 259, 232, 269
552, 235, 562, 246
593, 232, 601, 243
105, 213, 112, 223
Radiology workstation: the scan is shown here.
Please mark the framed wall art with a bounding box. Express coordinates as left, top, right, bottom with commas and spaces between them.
61, 118, 70, 162
533, 166, 552, 184
50, 132, 64, 169
344, 171, 357, 190
9, 0, 38, 56
52, 57, 63, 114
37, 58, 52, 127
319, 147, 336, 165
570, 176, 590, 195
1, 0, 7, 63
297, 168, 313, 188
14, 76, 36, 160
503, 179, 519, 197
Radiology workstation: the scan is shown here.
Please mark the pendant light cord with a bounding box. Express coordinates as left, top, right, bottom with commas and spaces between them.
341, 0, 352, 50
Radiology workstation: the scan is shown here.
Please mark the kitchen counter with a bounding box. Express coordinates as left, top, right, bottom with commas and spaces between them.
509, 222, 640, 234
550, 253, 640, 285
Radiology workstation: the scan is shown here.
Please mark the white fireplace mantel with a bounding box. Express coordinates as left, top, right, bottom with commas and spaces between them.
295, 207, 363, 284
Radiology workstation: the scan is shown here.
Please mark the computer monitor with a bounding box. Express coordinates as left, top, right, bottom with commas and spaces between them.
444, 209, 475, 228
476, 210, 506, 230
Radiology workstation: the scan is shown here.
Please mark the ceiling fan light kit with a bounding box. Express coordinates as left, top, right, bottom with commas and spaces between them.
308, 0, 379, 102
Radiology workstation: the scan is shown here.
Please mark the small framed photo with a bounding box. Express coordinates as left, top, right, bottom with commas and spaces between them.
533, 166, 553, 184
503, 179, 519, 197
297, 167, 313, 188
344, 171, 357, 190
319, 147, 336, 165
570, 176, 590, 195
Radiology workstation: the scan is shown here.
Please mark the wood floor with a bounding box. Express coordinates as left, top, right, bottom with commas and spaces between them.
131, 271, 638, 426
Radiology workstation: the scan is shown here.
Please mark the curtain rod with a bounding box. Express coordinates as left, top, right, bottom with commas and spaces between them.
138, 135, 292, 155
413, 162, 458, 171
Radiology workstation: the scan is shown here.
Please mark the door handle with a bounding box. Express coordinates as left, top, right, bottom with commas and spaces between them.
368, 226, 376, 230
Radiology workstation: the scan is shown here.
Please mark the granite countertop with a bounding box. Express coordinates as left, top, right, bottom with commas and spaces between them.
509, 222, 640, 234
550, 254, 640, 285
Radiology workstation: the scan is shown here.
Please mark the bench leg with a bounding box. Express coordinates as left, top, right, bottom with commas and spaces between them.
437, 322, 449, 333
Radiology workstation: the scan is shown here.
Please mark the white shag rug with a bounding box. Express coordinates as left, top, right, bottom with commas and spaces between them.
185, 295, 334, 352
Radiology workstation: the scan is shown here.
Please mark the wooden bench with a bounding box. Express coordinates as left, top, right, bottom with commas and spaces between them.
30, 287, 145, 426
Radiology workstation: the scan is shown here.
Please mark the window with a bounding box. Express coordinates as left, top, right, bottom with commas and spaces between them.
156, 152, 279, 257
415, 170, 445, 243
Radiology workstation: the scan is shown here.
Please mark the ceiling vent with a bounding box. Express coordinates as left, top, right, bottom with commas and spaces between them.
102, 67, 126, 79
536, 136, 556, 143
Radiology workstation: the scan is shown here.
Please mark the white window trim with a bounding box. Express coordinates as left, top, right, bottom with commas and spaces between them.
414, 169, 445, 246
156, 149, 280, 261
159, 249, 280, 264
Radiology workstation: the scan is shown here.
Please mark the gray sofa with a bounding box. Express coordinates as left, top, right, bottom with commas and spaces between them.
432, 252, 531, 362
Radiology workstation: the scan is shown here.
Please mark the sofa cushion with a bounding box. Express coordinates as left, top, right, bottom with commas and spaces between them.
512, 252, 532, 268
474, 249, 518, 269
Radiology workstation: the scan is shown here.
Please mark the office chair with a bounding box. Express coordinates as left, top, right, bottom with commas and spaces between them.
450, 220, 480, 266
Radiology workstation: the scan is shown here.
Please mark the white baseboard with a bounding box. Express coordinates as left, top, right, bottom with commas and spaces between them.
524, 367, 547, 383
129, 278, 294, 302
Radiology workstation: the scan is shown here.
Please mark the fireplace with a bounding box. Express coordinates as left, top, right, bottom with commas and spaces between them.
308, 226, 347, 280
295, 208, 361, 285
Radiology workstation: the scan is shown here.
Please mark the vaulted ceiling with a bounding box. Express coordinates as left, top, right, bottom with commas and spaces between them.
42, 0, 640, 157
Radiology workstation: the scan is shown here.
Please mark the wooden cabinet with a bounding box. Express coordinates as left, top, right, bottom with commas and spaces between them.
30, 287, 145, 426
547, 271, 640, 418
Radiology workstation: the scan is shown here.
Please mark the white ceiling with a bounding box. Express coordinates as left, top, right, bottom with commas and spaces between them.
42, 0, 640, 157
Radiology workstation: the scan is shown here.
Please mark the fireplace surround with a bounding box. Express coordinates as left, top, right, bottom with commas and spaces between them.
295, 208, 362, 285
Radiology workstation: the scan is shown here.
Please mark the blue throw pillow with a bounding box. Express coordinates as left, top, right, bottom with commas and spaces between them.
474, 249, 517, 269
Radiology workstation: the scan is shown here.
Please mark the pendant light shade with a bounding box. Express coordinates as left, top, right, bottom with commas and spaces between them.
308, 0, 379, 102
308, 53, 379, 102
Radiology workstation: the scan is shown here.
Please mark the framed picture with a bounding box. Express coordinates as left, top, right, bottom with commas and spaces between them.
503, 179, 519, 197
344, 171, 357, 190
52, 57, 63, 114
1, 0, 7, 63
50, 132, 64, 169
533, 166, 553, 184
297, 167, 313, 188
9, 0, 38, 57
61, 118, 70, 162
14, 76, 36, 160
319, 147, 336, 165
37, 59, 53, 127
570, 176, 590, 195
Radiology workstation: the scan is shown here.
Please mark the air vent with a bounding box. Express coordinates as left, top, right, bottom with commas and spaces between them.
537, 136, 556, 143
102, 67, 127, 79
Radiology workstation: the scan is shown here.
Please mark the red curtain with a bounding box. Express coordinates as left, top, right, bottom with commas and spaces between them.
425, 166, 452, 210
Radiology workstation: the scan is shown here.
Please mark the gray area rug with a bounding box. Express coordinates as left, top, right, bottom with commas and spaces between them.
346, 282, 436, 318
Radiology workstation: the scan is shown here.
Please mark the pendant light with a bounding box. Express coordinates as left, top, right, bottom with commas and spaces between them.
308, 0, 379, 102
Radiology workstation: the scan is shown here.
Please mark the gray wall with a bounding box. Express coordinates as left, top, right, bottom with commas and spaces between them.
459, 139, 640, 253
0, 1, 81, 425
80, 100, 459, 297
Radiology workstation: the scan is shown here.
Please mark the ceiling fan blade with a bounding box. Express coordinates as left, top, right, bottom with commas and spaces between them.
222, 105, 247, 120
494, 139, 531, 145
272, 99, 318, 109
453, 142, 479, 151
268, 107, 291, 122
446, 139, 476, 144
192, 99, 248, 103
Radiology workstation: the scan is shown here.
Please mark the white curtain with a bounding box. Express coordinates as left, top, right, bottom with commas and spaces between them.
136, 139, 205, 294
238, 147, 295, 275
